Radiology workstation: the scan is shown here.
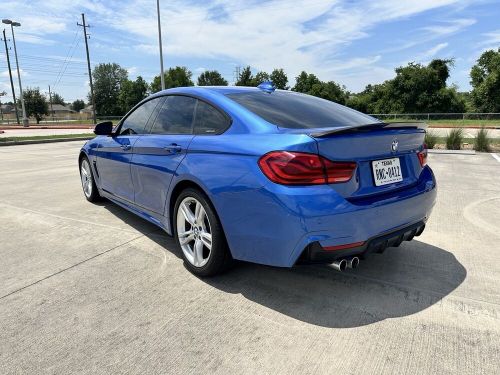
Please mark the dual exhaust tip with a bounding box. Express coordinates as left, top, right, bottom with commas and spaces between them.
331, 256, 360, 272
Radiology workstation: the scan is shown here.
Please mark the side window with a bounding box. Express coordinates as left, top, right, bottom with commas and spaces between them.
193, 100, 231, 135
150, 96, 196, 135
119, 98, 161, 135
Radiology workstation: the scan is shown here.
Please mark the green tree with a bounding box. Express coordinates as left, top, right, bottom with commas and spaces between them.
197, 70, 228, 86
250, 71, 270, 86
71, 99, 86, 112
22, 87, 48, 124
309, 81, 348, 104
292, 71, 321, 93
50, 92, 65, 105
119, 76, 149, 113
91, 63, 128, 116
235, 66, 254, 86
270, 68, 289, 89
151, 66, 194, 93
292, 71, 347, 103
348, 59, 465, 113
470, 48, 500, 112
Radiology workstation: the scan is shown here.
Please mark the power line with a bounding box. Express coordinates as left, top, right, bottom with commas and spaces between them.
53, 29, 82, 89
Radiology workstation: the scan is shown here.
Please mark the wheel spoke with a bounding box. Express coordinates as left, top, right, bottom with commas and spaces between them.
195, 202, 204, 224
180, 202, 195, 225
200, 232, 212, 250
193, 239, 204, 266
179, 231, 194, 245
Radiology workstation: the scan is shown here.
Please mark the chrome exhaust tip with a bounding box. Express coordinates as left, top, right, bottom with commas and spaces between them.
331, 259, 347, 272
347, 257, 360, 269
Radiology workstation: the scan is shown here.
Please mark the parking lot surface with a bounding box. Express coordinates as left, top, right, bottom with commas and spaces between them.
0, 142, 499, 374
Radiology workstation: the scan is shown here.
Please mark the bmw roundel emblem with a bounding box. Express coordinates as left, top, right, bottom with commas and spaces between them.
391, 139, 398, 152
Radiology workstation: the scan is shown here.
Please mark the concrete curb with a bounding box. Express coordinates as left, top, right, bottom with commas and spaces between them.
0, 137, 93, 147
0, 125, 95, 130
428, 149, 476, 155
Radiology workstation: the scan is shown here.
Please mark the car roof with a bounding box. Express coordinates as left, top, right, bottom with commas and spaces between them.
151, 86, 265, 97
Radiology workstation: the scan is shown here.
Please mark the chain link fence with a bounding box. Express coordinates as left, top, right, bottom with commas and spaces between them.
369, 113, 500, 126
0, 113, 123, 125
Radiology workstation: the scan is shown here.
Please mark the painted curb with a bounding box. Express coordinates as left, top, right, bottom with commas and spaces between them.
0, 137, 93, 147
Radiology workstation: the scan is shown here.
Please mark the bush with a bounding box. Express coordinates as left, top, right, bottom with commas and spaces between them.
425, 131, 438, 149
474, 127, 491, 152
446, 128, 463, 150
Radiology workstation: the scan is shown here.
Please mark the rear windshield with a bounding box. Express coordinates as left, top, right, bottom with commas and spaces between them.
226, 90, 379, 129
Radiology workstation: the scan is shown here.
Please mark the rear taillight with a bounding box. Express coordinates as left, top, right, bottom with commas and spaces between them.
258, 151, 356, 185
418, 144, 427, 167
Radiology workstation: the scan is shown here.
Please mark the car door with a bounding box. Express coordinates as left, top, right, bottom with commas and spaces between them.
131, 95, 197, 214
95, 98, 162, 202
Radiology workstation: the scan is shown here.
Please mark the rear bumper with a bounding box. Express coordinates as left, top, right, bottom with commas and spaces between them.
216, 165, 437, 268
299, 221, 426, 263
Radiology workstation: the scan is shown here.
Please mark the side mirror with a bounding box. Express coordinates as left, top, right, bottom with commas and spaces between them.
94, 121, 113, 135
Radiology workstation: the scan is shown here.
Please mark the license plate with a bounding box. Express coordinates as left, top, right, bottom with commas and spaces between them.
372, 158, 403, 186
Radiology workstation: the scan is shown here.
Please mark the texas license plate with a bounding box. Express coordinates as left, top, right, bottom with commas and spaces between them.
372, 158, 403, 186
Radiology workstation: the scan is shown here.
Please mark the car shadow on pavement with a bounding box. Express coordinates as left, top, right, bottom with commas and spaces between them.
102, 201, 466, 329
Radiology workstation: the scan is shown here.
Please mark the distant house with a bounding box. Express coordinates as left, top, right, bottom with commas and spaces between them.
49, 104, 75, 116
80, 105, 93, 114
0, 104, 16, 114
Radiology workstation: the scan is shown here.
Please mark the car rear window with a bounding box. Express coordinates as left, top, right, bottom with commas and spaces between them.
225, 91, 379, 129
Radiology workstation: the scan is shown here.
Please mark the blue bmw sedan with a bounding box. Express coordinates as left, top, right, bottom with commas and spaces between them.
79, 83, 436, 276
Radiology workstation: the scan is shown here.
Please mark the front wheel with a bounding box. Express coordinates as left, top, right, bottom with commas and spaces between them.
174, 188, 232, 276
80, 157, 100, 202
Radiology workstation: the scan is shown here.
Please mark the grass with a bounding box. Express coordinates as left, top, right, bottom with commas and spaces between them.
474, 127, 491, 152
0, 133, 94, 143
446, 128, 464, 150
425, 131, 439, 149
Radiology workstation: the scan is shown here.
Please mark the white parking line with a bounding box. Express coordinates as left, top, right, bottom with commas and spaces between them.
491, 153, 500, 163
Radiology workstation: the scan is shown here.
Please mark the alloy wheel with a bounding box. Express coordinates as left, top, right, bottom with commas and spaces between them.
176, 197, 213, 267
80, 159, 93, 198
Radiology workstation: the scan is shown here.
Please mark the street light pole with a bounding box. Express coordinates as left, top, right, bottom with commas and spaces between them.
2, 20, 29, 127
156, 0, 165, 90
1, 28, 19, 124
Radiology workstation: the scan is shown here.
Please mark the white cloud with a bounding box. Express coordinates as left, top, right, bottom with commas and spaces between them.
99, 0, 470, 91
481, 30, 500, 47
423, 18, 476, 36
127, 66, 138, 77
0, 0, 484, 93
414, 42, 449, 62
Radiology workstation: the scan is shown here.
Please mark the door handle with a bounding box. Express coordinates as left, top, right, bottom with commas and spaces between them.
164, 144, 182, 153
120, 144, 131, 151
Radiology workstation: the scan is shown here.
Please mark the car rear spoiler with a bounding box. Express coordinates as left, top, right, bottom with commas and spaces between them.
310, 122, 428, 138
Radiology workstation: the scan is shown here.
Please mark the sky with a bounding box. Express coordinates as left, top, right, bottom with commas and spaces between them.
1, 0, 499, 104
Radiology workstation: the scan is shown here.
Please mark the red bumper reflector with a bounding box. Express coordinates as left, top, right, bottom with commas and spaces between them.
323, 241, 365, 251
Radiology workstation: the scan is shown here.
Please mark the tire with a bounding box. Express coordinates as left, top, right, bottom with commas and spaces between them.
79, 156, 101, 202
174, 188, 232, 276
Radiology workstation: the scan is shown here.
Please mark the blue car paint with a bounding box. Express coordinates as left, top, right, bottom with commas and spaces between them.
81, 86, 436, 267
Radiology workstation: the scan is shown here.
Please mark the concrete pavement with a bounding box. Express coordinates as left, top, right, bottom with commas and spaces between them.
0, 142, 499, 374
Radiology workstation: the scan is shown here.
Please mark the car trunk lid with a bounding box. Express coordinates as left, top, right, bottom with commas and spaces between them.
306, 124, 426, 200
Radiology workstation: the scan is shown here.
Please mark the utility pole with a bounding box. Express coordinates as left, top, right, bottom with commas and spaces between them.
1, 28, 19, 124
156, 0, 165, 90
48, 85, 55, 121
77, 13, 96, 125
234, 66, 241, 85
